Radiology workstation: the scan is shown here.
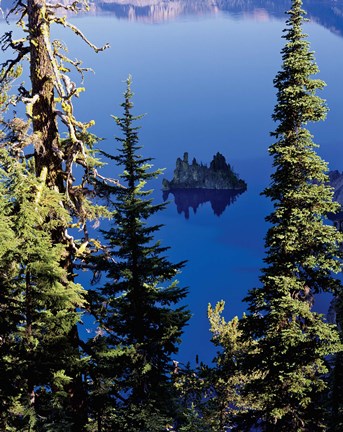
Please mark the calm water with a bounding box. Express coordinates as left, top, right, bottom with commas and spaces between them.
2, 0, 343, 363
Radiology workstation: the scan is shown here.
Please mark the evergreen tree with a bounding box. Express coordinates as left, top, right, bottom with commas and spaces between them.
206, 302, 260, 431
173, 302, 258, 431
0, 149, 86, 430
0, 1, 109, 429
208, 1, 343, 430
87, 77, 190, 430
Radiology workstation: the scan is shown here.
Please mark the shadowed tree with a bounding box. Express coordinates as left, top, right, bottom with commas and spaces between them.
87, 77, 190, 431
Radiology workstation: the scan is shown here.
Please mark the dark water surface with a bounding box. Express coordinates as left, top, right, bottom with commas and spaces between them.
1, 0, 343, 363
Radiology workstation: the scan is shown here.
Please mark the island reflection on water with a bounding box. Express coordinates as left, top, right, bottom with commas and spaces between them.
162, 188, 246, 219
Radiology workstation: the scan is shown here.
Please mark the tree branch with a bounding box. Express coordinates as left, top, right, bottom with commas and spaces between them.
53, 17, 110, 53
92, 168, 124, 187
0, 32, 30, 82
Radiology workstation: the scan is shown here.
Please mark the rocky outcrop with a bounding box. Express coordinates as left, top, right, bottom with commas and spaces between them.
162, 152, 247, 191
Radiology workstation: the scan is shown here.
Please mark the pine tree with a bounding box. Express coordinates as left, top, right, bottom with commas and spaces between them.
208, 1, 343, 430
87, 77, 190, 430
173, 301, 259, 431
0, 149, 87, 430
205, 302, 261, 431
0, 1, 109, 429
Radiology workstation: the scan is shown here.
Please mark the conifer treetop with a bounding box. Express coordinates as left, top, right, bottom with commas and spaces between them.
203, 1, 343, 430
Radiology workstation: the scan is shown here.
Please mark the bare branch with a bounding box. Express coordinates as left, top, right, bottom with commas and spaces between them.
54, 52, 93, 83
53, 17, 110, 53
92, 168, 125, 188
6, 0, 26, 23
46, 1, 88, 14
41, 30, 66, 98
0, 32, 30, 82
64, 229, 78, 252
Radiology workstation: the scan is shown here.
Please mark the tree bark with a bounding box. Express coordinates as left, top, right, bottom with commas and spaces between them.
27, 1, 88, 428
28, 0, 62, 189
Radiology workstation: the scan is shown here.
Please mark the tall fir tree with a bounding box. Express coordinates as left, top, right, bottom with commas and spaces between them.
87, 77, 190, 431
0, 1, 108, 429
207, 1, 343, 430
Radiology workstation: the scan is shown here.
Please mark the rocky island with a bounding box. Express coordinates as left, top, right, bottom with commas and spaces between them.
162, 152, 247, 191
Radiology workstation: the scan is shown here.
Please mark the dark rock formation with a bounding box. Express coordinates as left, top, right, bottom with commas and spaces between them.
162, 152, 247, 191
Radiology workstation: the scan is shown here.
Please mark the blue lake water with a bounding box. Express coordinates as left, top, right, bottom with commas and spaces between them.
2, 0, 343, 364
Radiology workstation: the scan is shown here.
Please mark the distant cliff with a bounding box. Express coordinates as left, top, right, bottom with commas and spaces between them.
1, 1, 340, 32
76, 1, 343, 34
162, 152, 247, 191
